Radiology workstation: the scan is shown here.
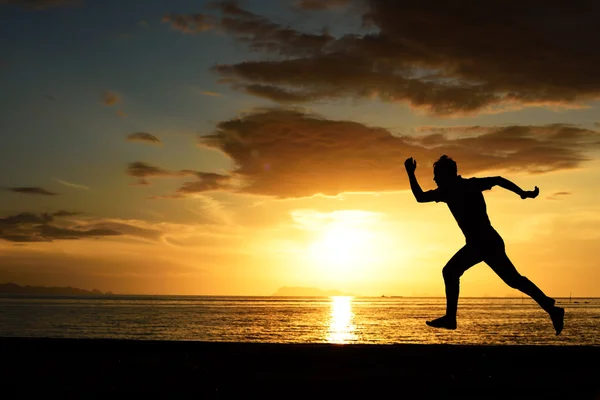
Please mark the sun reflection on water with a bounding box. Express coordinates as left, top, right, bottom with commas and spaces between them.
327, 296, 356, 344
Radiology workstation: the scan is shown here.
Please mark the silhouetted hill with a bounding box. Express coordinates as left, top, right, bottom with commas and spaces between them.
0, 282, 112, 296
272, 286, 351, 296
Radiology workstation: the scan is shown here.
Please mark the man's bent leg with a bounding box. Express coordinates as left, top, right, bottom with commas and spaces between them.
485, 251, 564, 335
485, 252, 554, 310
427, 245, 482, 329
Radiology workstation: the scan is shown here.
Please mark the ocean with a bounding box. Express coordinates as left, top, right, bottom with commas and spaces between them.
0, 295, 598, 345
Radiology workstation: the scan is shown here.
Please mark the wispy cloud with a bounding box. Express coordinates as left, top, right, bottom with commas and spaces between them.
126, 162, 231, 194
126, 161, 174, 185
164, 3, 333, 55
200, 90, 221, 97
547, 191, 572, 200
176, 171, 232, 195
101, 90, 120, 106
126, 132, 162, 146
54, 179, 89, 190
0, 211, 120, 243
162, 13, 217, 34
9, 187, 57, 196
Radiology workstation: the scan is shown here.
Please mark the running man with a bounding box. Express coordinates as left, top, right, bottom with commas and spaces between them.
404, 155, 564, 335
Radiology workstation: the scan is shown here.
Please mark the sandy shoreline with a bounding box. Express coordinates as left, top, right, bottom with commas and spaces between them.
1, 337, 599, 398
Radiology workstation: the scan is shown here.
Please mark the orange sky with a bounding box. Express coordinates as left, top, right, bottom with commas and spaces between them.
1, 0, 599, 296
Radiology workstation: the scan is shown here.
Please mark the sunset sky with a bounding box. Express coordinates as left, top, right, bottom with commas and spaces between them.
1, 0, 599, 296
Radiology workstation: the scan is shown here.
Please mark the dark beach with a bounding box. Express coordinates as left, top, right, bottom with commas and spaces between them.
1, 337, 598, 398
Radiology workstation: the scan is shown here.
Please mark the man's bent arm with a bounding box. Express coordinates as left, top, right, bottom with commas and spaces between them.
493, 177, 539, 199
408, 172, 438, 203
405, 157, 437, 203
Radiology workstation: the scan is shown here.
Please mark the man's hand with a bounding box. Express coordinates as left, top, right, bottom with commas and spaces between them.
520, 186, 539, 199
404, 157, 417, 174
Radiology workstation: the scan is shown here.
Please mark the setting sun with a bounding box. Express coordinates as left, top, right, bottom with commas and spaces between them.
309, 224, 375, 268
289, 209, 417, 287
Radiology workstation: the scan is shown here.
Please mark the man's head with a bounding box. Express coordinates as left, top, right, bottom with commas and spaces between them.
433, 155, 457, 188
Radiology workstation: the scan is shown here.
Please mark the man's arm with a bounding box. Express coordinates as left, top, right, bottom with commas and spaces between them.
489, 176, 539, 199
405, 158, 438, 203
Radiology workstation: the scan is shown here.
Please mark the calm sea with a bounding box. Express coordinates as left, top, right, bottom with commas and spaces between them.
0, 296, 598, 345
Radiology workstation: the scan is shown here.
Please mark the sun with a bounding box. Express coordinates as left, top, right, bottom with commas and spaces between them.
295, 209, 403, 284
308, 223, 376, 271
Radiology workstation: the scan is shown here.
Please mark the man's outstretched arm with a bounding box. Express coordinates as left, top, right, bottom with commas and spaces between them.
405, 158, 437, 203
491, 176, 539, 199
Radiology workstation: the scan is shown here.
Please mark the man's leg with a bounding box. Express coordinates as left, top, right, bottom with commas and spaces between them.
484, 250, 564, 335
427, 244, 482, 330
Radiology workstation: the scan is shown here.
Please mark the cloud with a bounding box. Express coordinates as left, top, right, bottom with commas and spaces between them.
80, 219, 162, 241
0, 211, 193, 244
240, 84, 319, 103
0, 212, 53, 225
126, 162, 231, 194
191, 108, 600, 198
0, 211, 253, 249
295, 0, 350, 10
176, 171, 232, 194
200, 90, 221, 97
51, 210, 81, 217
172, 1, 600, 116
406, 124, 600, 174
0, 211, 121, 243
9, 187, 57, 195
54, 179, 89, 190
101, 91, 120, 106
163, 2, 334, 56
126, 132, 162, 146
162, 13, 217, 34
126, 161, 176, 185
547, 191, 571, 201
0, 0, 80, 10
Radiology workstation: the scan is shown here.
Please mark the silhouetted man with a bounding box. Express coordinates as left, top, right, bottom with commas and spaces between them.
405, 155, 564, 335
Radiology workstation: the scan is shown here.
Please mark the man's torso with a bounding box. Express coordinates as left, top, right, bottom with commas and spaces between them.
434, 176, 495, 241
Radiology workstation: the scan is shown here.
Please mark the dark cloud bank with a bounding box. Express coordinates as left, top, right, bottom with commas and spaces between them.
164, 0, 600, 116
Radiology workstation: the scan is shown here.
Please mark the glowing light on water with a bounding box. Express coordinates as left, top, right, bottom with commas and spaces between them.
327, 296, 356, 344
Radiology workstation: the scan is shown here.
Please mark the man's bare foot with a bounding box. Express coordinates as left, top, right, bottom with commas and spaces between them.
426, 315, 457, 330
550, 306, 565, 336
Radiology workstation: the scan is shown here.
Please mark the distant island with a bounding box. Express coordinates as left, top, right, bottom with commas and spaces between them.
272, 286, 352, 297
0, 282, 113, 296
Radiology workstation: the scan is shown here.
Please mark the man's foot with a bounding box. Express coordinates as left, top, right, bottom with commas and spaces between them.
550, 306, 565, 336
426, 315, 457, 330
